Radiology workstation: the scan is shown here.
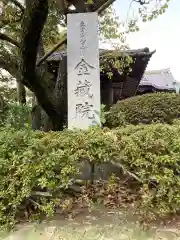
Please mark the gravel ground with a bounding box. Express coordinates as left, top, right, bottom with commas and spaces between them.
1, 206, 180, 240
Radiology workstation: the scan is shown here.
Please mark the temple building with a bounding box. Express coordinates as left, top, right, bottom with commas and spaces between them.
137, 68, 180, 94
47, 47, 155, 106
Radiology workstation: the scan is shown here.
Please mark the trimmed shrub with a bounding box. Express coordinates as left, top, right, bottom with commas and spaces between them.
106, 93, 180, 128
0, 127, 119, 230
114, 123, 180, 219
1, 123, 180, 229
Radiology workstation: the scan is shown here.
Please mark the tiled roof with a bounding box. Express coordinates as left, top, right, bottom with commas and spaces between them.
46, 48, 155, 62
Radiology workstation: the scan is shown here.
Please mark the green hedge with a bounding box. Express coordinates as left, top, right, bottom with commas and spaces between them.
106, 93, 180, 128
0, 123, 180, 229
114, 123, 180, 218
0, 127, 118, 230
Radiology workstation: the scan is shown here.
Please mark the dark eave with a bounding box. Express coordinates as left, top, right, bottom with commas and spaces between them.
46, 48, 155, 62
109, 48, 155, 99
46, 47, 155, 101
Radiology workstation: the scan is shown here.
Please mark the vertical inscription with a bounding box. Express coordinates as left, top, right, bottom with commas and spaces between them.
67, 13, 100, 130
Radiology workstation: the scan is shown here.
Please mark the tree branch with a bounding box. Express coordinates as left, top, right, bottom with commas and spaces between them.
0, 32, 20, 47
0, 49, 32, 89
0, 58, 19, 78
37, 0, 115, 66
10, 0, 25, 11
133, 0, 151, 5
90, 0, 113, 11
36, 37, 66, 66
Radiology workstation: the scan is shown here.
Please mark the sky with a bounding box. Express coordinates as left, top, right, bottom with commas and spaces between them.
113, 0, 180, 81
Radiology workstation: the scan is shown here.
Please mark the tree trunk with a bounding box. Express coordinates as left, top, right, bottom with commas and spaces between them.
53, 55, 67, 125
40, 56, 67, 132
31, 104, 41, 130
21, 0, 66, 131
32, 93, 36, 107
30, 93, 42, 130
0, 94, 7, 112
17, 81, 26, 104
